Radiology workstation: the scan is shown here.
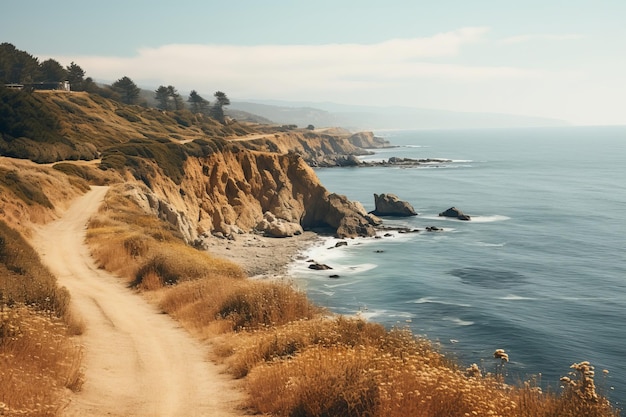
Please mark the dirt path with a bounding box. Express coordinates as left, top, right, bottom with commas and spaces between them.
32, 186, 247, 417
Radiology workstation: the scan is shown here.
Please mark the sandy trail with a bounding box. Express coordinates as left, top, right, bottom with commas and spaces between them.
32, 186, 247, 417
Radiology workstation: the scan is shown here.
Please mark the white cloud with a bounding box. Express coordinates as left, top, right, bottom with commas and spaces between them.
53, 27, 548, 94
45, 27, 606, 123
498, 33, 583, 44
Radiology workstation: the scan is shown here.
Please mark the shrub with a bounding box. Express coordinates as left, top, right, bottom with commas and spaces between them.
0, 168, 54, 208
0, 88, 63, 145
114, 108, 142, 123
99, 139, 188, 184
52, 162, 113, 187
130, 242, 244, 289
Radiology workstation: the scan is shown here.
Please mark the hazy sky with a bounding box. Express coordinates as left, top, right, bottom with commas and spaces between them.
3, 0, 625, 125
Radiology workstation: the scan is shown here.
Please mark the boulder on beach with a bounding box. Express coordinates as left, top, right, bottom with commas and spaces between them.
439, 207, 471, 221
369, 193, 418, 217
256, 212, 304, 237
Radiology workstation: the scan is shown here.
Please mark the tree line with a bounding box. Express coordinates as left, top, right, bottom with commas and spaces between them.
1, 42, 95, 92
153, 85, 230, 122
1, 43, 231, 123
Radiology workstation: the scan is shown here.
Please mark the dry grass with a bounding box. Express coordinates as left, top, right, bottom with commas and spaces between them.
84, 187, 621, 417
240, 336, 618, 417
0, 306, 83, 416
160, 277, 318, 335
0, 157, 92, 235
86, 186, 245, 287
0, 220, 84, 416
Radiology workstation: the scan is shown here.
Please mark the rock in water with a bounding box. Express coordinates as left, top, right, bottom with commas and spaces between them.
369, 193, 418, 217
439, 207, 471, 221
308, 263, 333, 270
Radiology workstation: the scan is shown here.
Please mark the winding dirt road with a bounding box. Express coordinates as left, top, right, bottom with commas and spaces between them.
32, 186, 247, 417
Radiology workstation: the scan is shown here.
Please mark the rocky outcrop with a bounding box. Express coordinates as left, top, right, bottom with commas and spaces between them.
439, 207, 471, 221
120, 183, 197, 243
135, 146, 380, 241
308, 262, 332, 270
303, 192, 380, 237
369, 193, 418, 217
347, 132, 391, 149
256, 212, 303, 238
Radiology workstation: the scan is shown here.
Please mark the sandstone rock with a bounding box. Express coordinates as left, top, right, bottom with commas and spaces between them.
121, 135, 385, 241
347, 132, 391, 149
256, 212, 303, 238
120, 183, 196, 244
302, 192, 378, 238
439, 207, 471, 221
267, 221, 303, 238
369, 193, 418, 217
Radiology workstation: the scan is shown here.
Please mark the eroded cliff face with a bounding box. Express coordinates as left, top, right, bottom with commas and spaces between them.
125, 145, 379, 242
235, 130, 379, 167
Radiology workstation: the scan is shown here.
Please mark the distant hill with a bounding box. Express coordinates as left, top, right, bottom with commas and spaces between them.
134, 85, 567, 130
228, 100, 568, 130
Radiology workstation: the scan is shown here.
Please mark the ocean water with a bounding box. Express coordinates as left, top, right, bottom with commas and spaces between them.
289, 126, 626, 405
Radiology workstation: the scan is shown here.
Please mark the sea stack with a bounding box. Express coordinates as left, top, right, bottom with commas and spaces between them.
439, 207, 471, 221
369, 193, 418, 217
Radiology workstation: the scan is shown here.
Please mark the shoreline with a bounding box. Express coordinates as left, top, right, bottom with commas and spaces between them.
202, 227, 414, 280
201, 231, 324, 278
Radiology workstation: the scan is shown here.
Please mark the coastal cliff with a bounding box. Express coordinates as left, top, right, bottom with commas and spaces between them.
120, 147, 379, 243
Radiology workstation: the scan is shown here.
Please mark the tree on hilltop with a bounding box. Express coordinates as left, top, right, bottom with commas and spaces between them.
112, 76, 140, 105
0, 42, 41, 83
168, 85, 185, 110
155, 85, 185, 110
155, 85, 170, 110
210, 91, 230, 123
39, 59, 67, 82
188, 90, 210, 114
66, 62, 85, 90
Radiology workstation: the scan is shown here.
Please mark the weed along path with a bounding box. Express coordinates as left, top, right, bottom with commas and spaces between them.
32, 186, 246, 417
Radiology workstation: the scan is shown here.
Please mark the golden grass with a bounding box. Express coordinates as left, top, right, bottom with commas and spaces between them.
0, 157, 92, 236
241, 336, 618, 417
0, 306, 83, 416
160, 277, 318, 334
84, 185, 621, 417
1, 219, 84, 416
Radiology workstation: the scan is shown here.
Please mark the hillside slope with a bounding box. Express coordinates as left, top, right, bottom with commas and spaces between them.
0, 89, 381, 239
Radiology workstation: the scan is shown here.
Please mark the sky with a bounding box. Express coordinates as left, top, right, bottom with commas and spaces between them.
2, 0, 626, 125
